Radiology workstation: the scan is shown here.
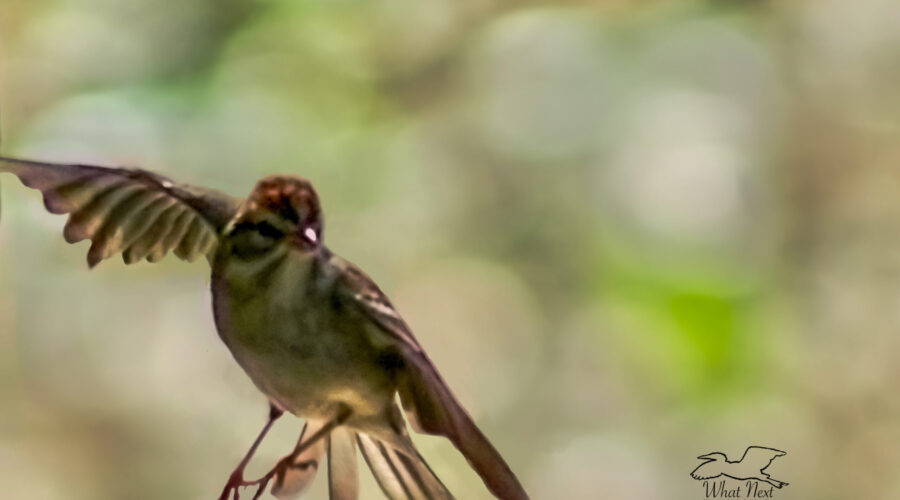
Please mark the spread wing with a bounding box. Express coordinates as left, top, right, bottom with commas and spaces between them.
0, 156, 241, 267
690, 460, 721, 480
332, 255, 528, 500
742, 446, 786, 473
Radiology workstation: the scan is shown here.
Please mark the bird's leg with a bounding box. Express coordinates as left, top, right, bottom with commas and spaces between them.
761, 478, 787, 489
247, 406, 353, 500
218, 403, 285, 500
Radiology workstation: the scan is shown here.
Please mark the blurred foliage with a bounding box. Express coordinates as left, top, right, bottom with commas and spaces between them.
2, 0, 900, 498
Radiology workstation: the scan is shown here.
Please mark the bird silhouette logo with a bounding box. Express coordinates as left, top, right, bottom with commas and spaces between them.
691, 446, 789, 489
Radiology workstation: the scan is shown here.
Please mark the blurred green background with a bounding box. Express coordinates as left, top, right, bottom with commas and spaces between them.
2, 0, 900, 498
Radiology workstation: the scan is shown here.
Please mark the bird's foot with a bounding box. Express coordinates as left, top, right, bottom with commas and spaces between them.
217, 469, 255, 500
218, 403, 286, 500
231, 454, 315, 500
222, 409, 348, 499
760, 479, 788, 489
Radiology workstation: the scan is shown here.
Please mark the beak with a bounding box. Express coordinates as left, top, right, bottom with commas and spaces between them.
697, 454, 715, 460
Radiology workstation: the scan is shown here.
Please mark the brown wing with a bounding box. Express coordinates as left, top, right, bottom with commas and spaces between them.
396, 346, 527, 500
334, 256, 529, 500
0, 155, 241, 267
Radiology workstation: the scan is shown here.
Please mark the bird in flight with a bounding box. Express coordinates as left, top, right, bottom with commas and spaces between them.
0, 155, 529, 500
690, 446, 788, 489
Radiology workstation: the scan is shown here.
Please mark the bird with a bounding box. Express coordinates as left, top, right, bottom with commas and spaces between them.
690, 446, 788, 489
0, 155, 529, 500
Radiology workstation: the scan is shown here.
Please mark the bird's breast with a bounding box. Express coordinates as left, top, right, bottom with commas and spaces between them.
210, 247, 392, 419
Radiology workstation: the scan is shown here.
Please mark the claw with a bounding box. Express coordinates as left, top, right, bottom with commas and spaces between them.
248, 455, 291, 500
218, 403, 285, 500
218, 470, 250, 500
219, 409, 348, 499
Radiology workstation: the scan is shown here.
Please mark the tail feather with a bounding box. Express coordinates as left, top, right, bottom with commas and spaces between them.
357, 432, 453, 500
271, 420, 327, 499
400, 354, 528, 500
328, 427, 360, 500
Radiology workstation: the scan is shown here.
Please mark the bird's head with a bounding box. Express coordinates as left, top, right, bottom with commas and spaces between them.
697, 452, 727, 462
226, 175, 323, 256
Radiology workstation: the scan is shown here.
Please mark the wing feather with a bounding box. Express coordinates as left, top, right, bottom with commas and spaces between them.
333, 256, 528, 500
0, 156, 241, 267
149, 208, 195, 262
87, 189, 166, 266
174, 216, 208, 262
122, 201, 180, 264
64, 181, 141, 243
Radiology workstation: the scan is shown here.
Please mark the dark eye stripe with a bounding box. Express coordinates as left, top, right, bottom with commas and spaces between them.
230, 220, 257, 234
257, 221, 285, 239
232, 220, 285, 239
